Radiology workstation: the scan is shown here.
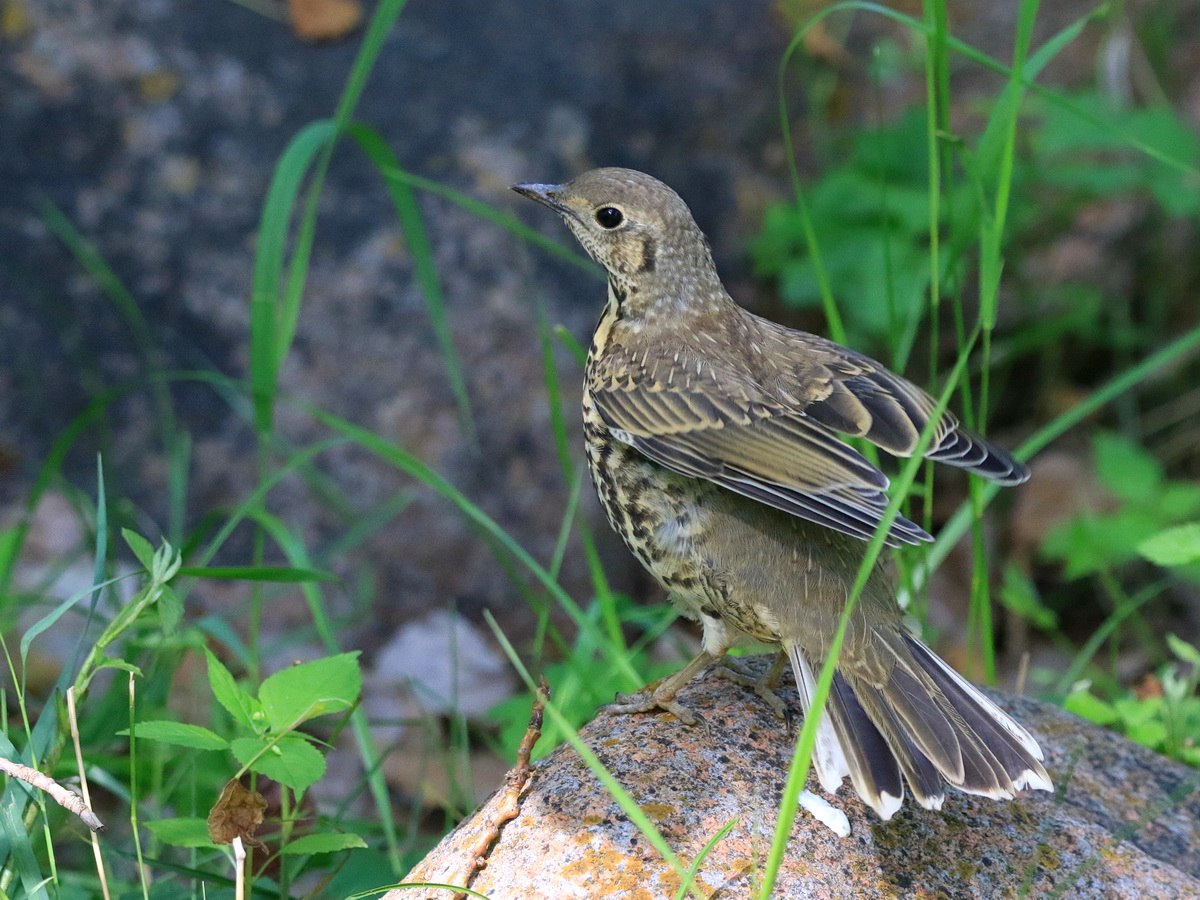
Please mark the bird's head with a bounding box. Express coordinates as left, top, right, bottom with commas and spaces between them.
513, 168, 723, 315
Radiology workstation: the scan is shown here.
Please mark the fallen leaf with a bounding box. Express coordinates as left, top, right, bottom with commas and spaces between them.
289, 0, 361, 42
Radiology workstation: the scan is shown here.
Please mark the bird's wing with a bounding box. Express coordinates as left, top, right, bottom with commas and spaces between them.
590, 320, 1028, 546
589, 344, 932, 547
754, 322, 1029, 486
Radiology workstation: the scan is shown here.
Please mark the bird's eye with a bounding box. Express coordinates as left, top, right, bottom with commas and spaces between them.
595, 206, 624, 229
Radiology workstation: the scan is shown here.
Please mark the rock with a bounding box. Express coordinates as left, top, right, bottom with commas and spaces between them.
397, 656, 1200, 899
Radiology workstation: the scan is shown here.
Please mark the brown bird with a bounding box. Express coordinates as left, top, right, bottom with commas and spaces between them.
513, 168, 1052, 820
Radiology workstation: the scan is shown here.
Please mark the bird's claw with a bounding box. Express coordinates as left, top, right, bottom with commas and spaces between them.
717, 658, 791, 728
607, 688, 708, 731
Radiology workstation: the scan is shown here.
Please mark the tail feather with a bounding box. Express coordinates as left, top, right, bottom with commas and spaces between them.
787, 647, 850, 795
906, 635, 1052, 793
788, 645, 904, 819
828, 674, 905, 819
786, 634, 1053, 820
849, 679, 947, 810
873, 659, 965, 782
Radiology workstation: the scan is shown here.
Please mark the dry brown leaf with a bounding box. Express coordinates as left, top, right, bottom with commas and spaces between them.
1136, 673, 1164, 701
208, 779, 266, 848
289, 0, 361, 42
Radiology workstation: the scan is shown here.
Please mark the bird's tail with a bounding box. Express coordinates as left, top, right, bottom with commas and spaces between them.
786, 634, 1052, 820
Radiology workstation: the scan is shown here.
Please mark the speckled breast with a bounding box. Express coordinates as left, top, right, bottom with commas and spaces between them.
581, 386, 777, 642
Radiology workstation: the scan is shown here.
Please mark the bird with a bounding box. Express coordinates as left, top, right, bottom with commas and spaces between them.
512, 167, 1052, 820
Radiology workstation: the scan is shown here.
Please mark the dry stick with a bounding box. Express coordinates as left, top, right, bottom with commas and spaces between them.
0, 758, 104, 832
66, 686, 111, 900
455, 675, 549, 898
0, 742, 104, 833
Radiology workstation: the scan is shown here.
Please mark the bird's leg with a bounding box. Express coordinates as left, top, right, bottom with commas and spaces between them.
716, 651, 791, 726
607, 649, 720, 727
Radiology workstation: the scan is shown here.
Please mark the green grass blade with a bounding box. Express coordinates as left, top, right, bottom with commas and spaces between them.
375, 166, 601, 276
346, 123, 477, 443
673, 816, 737, 900
250, 119, 338, 434
0, 798, 50, 900
176, 565, 337, 583
251, 0, 411, 437
776, 27, 845, 345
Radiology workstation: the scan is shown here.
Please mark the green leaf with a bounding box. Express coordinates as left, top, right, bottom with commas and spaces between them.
206, 648, 261, 730
157, 584, 184, 634
122, 720, 228, 750
1137, 522, 1200, 567
1158, 483, 1200, 520
0, 526, 19, 589
1114, 695, 1163, 726
1093, 432, 1161, 501
1125, 718, 1168, 750
145, 817, 219, 849
232, 734, 326, 793
280, 832, 368, 855
123, 528, 156, 571
1063, 688, 1117, 725
21, 590, 87, 670
1166, 633, 1200, 668
999, 563, 1057, 630
259, 652, 361, 732
94, 658, 143, 677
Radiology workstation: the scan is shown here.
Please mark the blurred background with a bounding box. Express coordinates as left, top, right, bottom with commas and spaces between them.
3, 0, 1199, 894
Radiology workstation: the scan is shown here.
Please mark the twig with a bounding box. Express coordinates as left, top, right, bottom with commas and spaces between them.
1015, 650, 1031, 696
0, 749, 104, 833
455, 675, 548, 898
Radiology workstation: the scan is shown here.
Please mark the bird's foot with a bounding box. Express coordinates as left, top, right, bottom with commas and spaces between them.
606, 686, 705, 728
603, 650, 719, 728
717, 654, 792, 728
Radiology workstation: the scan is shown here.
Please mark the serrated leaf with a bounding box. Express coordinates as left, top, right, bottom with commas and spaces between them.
145, 817, 219, 849
123, 720, 228, 750
280, 832, 367, 855
232, 734, 326, 793
206, 649, 261, 730
1137, 523, 1200, 568
259, 652, 361, 732
122, 529, 156, 570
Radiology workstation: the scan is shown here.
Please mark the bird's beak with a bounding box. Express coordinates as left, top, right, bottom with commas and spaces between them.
511, 182, 572, 217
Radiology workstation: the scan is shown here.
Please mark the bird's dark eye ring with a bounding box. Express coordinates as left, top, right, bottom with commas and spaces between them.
595, 206, 624, 229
